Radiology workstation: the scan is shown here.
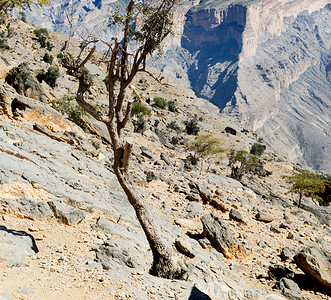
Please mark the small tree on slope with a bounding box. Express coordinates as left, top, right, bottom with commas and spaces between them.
283, 171, 326, 208
61, 0, 181, 278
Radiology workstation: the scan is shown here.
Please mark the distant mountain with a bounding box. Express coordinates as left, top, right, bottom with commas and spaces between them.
26, 0, 331, 172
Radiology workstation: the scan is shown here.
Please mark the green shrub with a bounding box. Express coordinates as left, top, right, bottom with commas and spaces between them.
43, 52, 53, 64
167, 100, 178, 112
33, 28, 53, 50
229, 150, 258, 180
167, 121, 181, 132
0, 31, 8, 51
153, 97, 167, 109
5, 62, 35, 94
316, 174, 331, 206
50, 94, 89, 132
131, 101, 151, 117
184, 115, 200, 135
250, 143, 266, 156
37, 66, 60, 87
132, 116, 146, 133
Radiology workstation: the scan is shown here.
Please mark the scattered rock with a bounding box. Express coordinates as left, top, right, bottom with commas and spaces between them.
256, 212, 274, 223
270, 226, 282, 234
140, 147, 155, 160
1, 198, 54, 220
160, 153, 173, 166
300, 204, 331, 227
186, 202, 203, 218
93, 239, 151, 271
201, 213, 246, 259
186, 189, 201, 202
294, 247, 331, 290
277, 278, 302, 300
146, 171, 158, 183
209, 198, 230, 212
229, 209, 247, 225
175, 237, 195, 258
268, 265, 294, 280
48, 200, 86, 225
280, 247, 296, 261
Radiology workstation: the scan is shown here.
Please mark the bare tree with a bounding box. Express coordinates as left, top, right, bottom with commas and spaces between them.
61, 0, 180, 278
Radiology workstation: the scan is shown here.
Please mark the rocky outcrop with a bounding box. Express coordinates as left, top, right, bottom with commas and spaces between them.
294, 247, 331, 290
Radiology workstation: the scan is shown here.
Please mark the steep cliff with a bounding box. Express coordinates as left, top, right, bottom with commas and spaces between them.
179, 0, 331, 172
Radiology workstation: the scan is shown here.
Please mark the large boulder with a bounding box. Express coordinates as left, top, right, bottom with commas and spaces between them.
201, 213, 246, 259
0, 81, 16, 116
294, 247, 331, 290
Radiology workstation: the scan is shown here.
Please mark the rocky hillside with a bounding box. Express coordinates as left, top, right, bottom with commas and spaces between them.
0, 19, 330, 300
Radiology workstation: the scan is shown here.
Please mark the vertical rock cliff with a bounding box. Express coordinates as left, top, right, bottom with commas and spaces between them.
180, 0, 331, 171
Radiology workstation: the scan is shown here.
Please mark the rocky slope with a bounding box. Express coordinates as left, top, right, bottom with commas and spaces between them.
0, 18, 330, 300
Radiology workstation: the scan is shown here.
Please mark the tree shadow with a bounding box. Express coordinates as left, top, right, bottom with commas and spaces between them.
0, 225, 39, 253
188, 286, 211, 300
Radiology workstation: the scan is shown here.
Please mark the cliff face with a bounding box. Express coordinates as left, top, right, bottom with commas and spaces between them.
180, 0, 331, 171
25, 0, 331, 171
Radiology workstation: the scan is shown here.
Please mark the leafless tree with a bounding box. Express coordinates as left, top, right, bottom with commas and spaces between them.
61, 0, 181, 278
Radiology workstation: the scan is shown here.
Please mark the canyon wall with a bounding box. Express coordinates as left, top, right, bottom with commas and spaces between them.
178, 0, 330, 171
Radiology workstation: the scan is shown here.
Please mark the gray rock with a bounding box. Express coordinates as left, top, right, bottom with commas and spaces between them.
1, 198, 53, 220
270, 226, 281, 234
229, 209, 247, 225
48, 200, 86, 225
294, 247, 331, 290
278, 278, 302, 300
258, 240, 268, 249
93, 238, 152, 271
256, 212, 274, 223
140, 147, 155, 160
0, 228, 36, 266
201, 213, 246, 259
160, 153, 173, 166
146, 171, 158, 183
175, 237, 195, 258
0, 81, 16, 116
186, 190, 201, 202
186, 202, 203, 217
280, 247, 296, 262
300, 203, 331, 226
268, 265, 294, 281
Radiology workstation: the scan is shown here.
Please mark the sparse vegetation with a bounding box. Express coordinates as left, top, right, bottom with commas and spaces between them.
184, 115, 200, 135
153, 97, 167, 109
33, 28, 53, 50
167, 120, 181, 132
229, 150, 258, 180
250, 143, 266, 156
0, 0, 50, 19
50, 94, 89, 132
43, 52, 53, 64
187, 134, 226, 172
167, 100, 178, 112
5, 62, 35, 94
37, 66, 59, 87
0, 31, 8, 51
131, 101, 151, 117
283, 171, 327, 208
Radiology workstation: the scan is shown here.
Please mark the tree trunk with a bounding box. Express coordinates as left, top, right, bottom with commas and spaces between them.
114, 167, 175, 277
298, 193, 303, 208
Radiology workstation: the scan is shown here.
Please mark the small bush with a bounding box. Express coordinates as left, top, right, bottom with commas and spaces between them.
50, 94, 89, 132
0, 31, 8, 51
184, 115, 200, 135
168, 100, 178, 112
131, 101, 151, 117
37, 66, 60, 87
167, 121, 181, 132
5, 62, 35, 94
43, 53, 53, 64
132, 116, 146, 133
250, 143, 266, 156
153, 97, 167, 109
33, 28, 53, 50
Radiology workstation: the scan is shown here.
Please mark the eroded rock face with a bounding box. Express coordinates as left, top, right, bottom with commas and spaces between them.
201, 213, 246, 259
294, 247, 331, 290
